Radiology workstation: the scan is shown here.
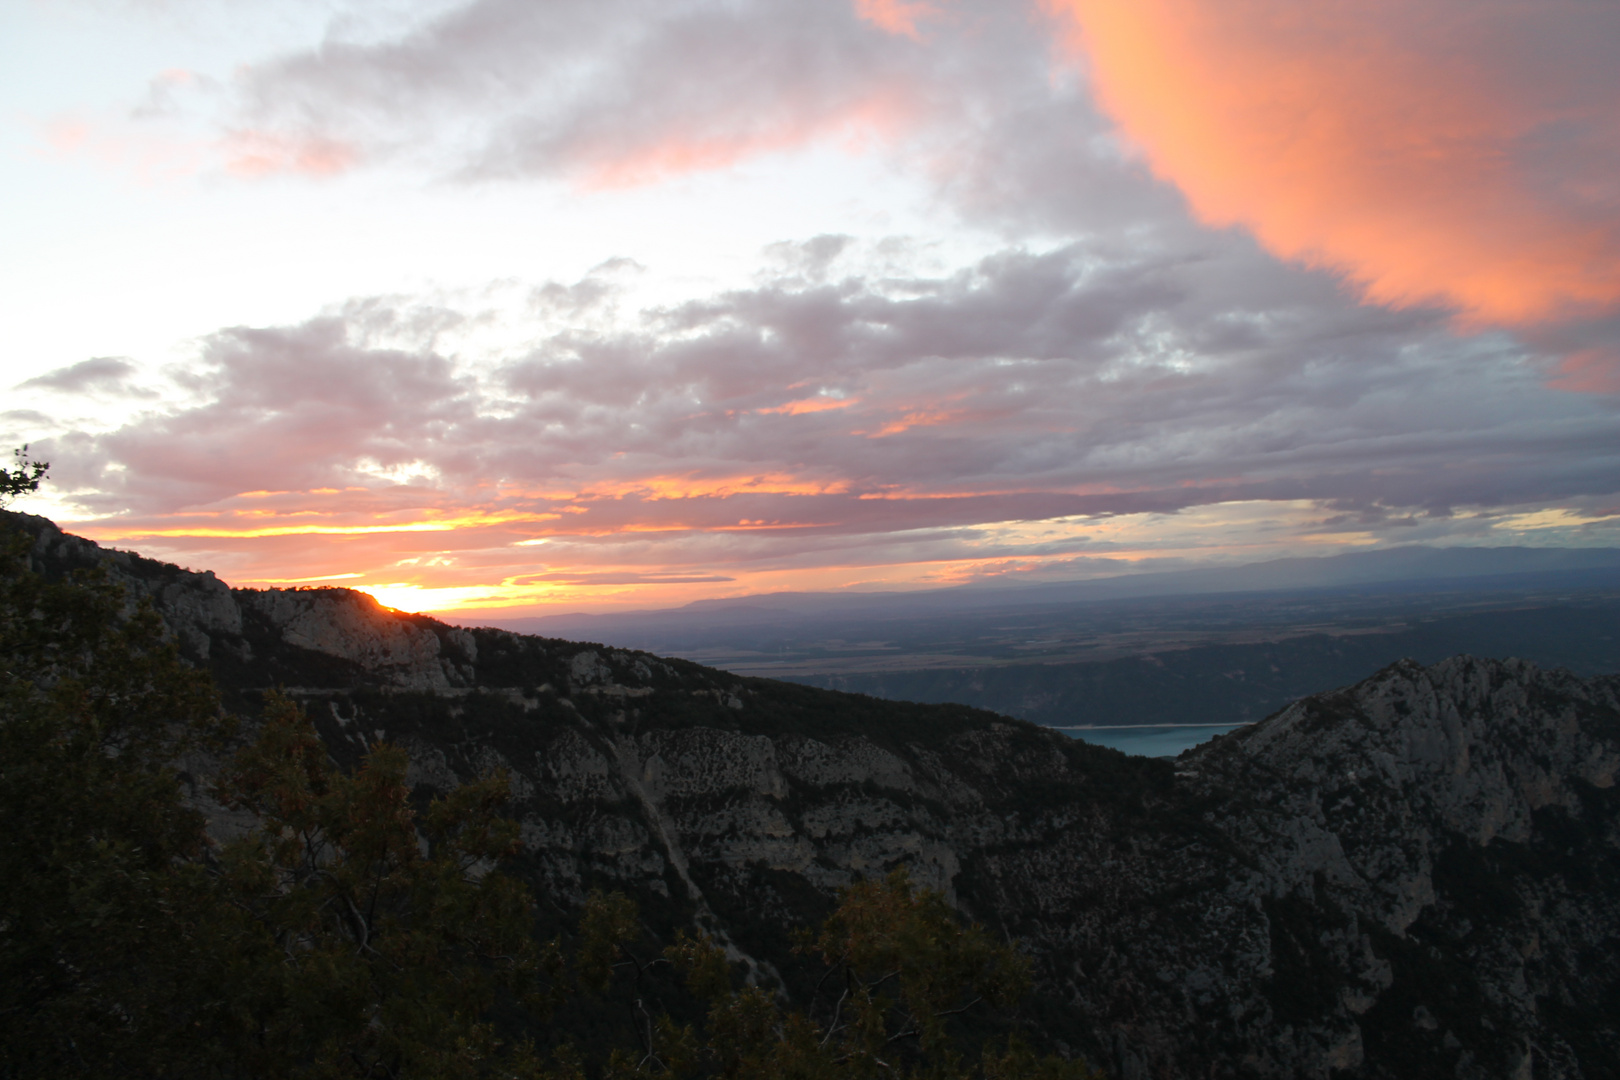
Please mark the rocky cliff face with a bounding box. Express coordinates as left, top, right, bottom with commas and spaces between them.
12, 511, 1620, 1079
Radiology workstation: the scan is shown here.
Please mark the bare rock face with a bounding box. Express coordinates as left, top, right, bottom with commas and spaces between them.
10, 510, 1620, 1079
236, 588, 462, 691
1186, 657, 1620, 930
1168, 658, 1620, 1079
19, 516, 241, 659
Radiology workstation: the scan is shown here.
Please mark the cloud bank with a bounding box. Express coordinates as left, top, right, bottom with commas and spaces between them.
27, 237, 1620, 611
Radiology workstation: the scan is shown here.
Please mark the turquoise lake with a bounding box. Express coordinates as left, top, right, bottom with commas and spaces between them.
1054, 723, 1250, 758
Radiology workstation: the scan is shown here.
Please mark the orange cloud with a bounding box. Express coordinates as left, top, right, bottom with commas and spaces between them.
868, 409, 965, 437
1046, 0, 1620, 327
76, 509, 560, 542
754, 396, 858, 416
572, 472, 851, 501
250, 572, 364, 584
853, 0, 941, 41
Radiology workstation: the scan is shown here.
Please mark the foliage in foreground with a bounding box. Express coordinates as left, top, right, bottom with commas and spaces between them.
1, 520, 225, 1075
0, 513, 1100, 1079
0, 446, 47, 506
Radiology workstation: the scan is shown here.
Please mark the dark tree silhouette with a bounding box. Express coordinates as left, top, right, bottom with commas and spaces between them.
0, 446, 47, 505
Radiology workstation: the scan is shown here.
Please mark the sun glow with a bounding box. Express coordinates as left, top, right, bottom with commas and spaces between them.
354, 583, 530, 615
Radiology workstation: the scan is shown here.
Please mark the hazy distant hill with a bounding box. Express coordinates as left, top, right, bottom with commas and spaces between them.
503, 545, 1620, 642
788, 602, 1620, 729
491, 546, 1620, 733
494, 545, 1620, 659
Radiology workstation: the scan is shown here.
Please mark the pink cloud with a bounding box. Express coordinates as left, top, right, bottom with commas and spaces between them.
220, 129, 358, 177
569, 91, 915, 189
853, 0, 942, 41
35, 114, 205, 184
1044, 0, 1620, 332
1550, 347, 1620, 395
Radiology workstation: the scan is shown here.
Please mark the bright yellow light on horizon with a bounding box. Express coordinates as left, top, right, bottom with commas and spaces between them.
1492, 508, 1619, 532
356, 583, 509, 615
55, 497, 1620, 622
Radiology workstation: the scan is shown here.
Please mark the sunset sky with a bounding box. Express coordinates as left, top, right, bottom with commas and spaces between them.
4, 0, 1618, 617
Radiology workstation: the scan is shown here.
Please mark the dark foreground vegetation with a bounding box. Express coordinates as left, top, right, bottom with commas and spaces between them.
0, 520, 1097, 1077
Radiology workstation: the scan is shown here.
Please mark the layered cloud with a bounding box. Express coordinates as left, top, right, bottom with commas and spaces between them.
22, 237, 1620, 611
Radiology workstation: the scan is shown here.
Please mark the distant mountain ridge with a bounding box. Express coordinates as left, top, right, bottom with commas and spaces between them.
9, 510, 1620, 1078
498, 544, 1620, 636
791, 602, 1620, 730
489, 547, 1620, 693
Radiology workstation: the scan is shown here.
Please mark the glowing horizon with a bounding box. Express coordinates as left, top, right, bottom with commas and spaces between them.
34, 495, 1617, 618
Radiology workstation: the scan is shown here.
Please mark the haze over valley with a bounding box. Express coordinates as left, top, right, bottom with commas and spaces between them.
501, 544, 1620, 747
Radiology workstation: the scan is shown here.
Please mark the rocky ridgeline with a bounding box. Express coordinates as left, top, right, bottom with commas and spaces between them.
13, 511, 1620, 1079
